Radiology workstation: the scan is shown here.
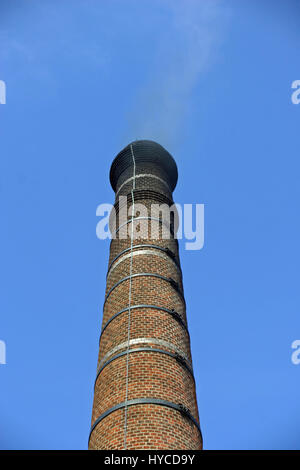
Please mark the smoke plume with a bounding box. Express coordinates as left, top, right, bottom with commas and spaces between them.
125, 0, 229, 148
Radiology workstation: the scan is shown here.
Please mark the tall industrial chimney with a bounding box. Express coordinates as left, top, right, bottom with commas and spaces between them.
89, 140, 202, 450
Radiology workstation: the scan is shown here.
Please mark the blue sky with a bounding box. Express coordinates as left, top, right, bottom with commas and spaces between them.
1, 0, 300, 450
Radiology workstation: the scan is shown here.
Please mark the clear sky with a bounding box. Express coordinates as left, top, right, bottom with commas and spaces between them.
1, 0, 300, 450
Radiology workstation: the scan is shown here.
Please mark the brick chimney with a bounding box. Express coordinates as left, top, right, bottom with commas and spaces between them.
89, 140, 202, 450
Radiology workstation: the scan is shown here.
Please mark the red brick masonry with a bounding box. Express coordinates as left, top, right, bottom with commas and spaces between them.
89, 140, 203, 450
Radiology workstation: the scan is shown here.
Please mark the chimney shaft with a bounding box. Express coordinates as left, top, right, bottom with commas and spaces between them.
89, 140, 202, 450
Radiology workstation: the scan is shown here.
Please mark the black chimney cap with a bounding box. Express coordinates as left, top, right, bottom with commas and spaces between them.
110, 140, 178, 192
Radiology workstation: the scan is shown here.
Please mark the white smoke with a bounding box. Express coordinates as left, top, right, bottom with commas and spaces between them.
125, 0, 230, 148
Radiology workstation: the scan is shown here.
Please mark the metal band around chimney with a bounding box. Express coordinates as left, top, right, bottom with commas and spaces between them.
89, 399, 202, 443
107, 249, 182, 280
99, 337, 190, 366
104, 273, 184, 306
116, 173, 171, 197
94, 347, 194, 388
107, 243, 180, 275
99, 304, 189, 343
